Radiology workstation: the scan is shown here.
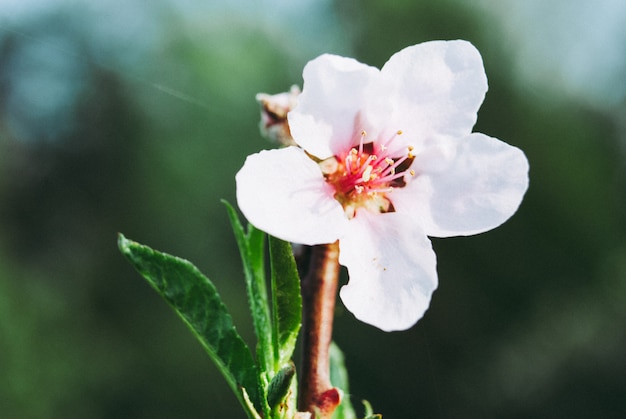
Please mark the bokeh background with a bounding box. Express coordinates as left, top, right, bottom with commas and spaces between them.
1, 0, 625, 417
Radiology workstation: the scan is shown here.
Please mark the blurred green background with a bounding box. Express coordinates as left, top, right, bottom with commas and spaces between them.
1, 0, 625, 417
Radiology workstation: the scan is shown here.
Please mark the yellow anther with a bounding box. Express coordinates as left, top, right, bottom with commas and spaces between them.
362, 165, 373, 182
397, 130, 403, 135
407, 146, 415, 158
409, 169, 416, 176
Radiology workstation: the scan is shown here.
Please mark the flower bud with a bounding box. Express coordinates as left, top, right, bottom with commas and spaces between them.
256, 85, 300, 146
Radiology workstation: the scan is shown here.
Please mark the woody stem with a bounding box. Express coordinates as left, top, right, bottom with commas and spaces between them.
298, 241, 341, 417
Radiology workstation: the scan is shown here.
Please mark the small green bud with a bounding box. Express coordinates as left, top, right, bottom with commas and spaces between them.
267, 362, 296, 409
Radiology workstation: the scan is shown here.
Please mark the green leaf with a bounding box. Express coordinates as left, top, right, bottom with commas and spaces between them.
223, 201, 273, 380
269, 236, 302, 369
118, 234, 262, 418
330, 342, 357, 419
361, 400, 382, 419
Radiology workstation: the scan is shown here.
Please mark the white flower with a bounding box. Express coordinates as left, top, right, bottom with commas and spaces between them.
236, 41, 529, 331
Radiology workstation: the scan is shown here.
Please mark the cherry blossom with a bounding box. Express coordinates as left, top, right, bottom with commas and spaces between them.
236, 40, 529, 331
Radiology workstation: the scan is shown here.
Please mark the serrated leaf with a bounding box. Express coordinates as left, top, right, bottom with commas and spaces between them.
223, 201, 273, 381
118, 234, 262, 418
269, 235, 302, 368
330, 342, 357, 419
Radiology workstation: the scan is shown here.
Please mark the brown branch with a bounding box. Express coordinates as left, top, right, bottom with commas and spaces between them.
298, 241, 341, 418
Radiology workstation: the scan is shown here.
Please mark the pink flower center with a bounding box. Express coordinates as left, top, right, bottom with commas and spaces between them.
320, 130, 415, 219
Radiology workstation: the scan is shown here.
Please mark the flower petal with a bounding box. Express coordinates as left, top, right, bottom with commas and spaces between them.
378, 40, 488, 143
235, 147, 348, 245
288, 54, 380, 159
338, 212, 438, 331
395, 133, 529, 237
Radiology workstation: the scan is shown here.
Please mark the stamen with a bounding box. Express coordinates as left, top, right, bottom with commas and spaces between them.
346, 148, 358, 172
379, 129, 403, 150
361, 165, 373, 182
359, 130, 367, 154
324, 127, 416, 218
356, 155, 377, 177
377, 170, 408, 184
381, 154, 409, 177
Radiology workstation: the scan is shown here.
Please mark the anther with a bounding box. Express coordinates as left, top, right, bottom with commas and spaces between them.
361, 165, 373, 182
359, 130, 367, 153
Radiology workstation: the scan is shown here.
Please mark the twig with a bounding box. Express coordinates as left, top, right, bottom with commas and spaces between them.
298, 241, 341, 418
